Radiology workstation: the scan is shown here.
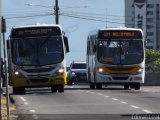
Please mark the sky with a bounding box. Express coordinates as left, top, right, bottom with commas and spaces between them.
2, 0, 124, 66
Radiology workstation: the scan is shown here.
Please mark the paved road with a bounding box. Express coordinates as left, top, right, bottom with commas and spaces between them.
11, 85, 160, 120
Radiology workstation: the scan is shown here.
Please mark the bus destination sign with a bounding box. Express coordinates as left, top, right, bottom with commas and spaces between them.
11, 27, 61, 38
99, 30, 143, 39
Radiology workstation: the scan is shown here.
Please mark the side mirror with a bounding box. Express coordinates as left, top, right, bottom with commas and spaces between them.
64, 36, 70, 53
93, 45, 96, 52
145, 40, 147, 47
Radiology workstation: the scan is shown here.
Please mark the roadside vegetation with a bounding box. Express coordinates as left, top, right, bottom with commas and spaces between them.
146, 49, 160, 72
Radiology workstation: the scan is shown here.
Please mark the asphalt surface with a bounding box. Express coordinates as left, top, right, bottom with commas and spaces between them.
8, 85, 160, 120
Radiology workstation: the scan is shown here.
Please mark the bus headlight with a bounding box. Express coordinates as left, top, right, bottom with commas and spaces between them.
97, 67, 109, 75
133, 68, 143, 75
14, 71, 25, 77
56, 67, 65, 75
58, 68, 64, 73
98, 68, 103, 73
15, 71, 19, 75
138, 68, 142, 72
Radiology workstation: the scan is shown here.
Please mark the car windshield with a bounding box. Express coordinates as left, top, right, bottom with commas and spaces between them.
71, 63, 86, 69
98, 39, 144, 65
12, 36, 64, 66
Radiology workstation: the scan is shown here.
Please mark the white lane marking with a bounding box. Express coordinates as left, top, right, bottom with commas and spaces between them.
87, 91, 153, 114
30, 110, 36, 113
20, 96, 26, 102
112, 98, 118, 101
97, 93, 103, 95
143, 90, 150, 92
32, 115, 38, 119
87, 91, 95, 94
89, 91, 95, 94
120, 101, 128, 104
130, 105, 139, 109
142, 109, 153, 114
104, 95, 110, 98
24, 102, 29, 105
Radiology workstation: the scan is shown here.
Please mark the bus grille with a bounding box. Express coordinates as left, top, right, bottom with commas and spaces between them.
112, 76, 129, 80
30, 78, 49, 83
22, 67, 55, 73
107, 66, 137, 72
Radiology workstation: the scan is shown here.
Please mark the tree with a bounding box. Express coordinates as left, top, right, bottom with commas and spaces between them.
146, 49, 160, 72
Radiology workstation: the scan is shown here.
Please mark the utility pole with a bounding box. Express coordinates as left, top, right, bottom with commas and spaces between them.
55, 0, 59, 24
0, 0, 2, 118
2, 16, 10, 120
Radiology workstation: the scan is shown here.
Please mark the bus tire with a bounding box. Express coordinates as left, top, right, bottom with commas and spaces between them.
90, 82, 95, 89
130, 84, 135, 89
57, 85, 64, 93
51, 85, 57, 93
134, 83, 140, 90
124, 84, 129, 90
96, 83, 102, 89
21, 87, 25, 94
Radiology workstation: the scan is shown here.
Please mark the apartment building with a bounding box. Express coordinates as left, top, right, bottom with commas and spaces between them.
125, 0, 160, 49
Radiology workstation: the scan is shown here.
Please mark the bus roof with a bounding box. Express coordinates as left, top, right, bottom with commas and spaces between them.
100, 27, 142, 31
88, 27, 143, 36
12, 23, 62, 29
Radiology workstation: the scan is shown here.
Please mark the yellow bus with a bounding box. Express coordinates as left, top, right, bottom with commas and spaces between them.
7, 24, 69, 94
86, 27, 145, 90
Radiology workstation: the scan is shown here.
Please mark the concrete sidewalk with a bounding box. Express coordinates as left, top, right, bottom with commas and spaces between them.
1, 93, 18, 120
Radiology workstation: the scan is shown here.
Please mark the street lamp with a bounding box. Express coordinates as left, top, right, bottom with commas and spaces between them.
26, 0, 59, 24
26, 3, 52, 8
26, 2, 88, 25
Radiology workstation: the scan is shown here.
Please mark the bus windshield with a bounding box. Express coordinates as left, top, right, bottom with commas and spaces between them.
98, 39, 144, 65
12, 36, 64, 66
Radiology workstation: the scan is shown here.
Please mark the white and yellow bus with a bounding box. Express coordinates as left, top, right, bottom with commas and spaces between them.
7, 24, 69, 94
86, 27, 145, 90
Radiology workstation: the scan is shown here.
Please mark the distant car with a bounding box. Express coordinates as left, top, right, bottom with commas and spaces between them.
67, 61, 87, 85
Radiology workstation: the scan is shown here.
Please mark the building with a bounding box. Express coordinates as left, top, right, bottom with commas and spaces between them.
125, 0, 160, 49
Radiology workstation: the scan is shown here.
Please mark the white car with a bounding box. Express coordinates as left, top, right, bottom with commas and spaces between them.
67, 61, 87, 85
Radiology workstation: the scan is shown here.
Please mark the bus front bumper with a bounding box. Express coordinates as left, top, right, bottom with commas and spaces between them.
96, 73, 144, 84
10, 73, 67, 87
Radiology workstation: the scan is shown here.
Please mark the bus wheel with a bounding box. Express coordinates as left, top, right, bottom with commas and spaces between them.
96, 83, 102, 89
13, 87, 25, 94
57, 85, 64, 93
51, 85, 57, 93
21, 87, 25, 94
134, 83, 140, 90
90, 82, 95, 89
124, 84, 129, 90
